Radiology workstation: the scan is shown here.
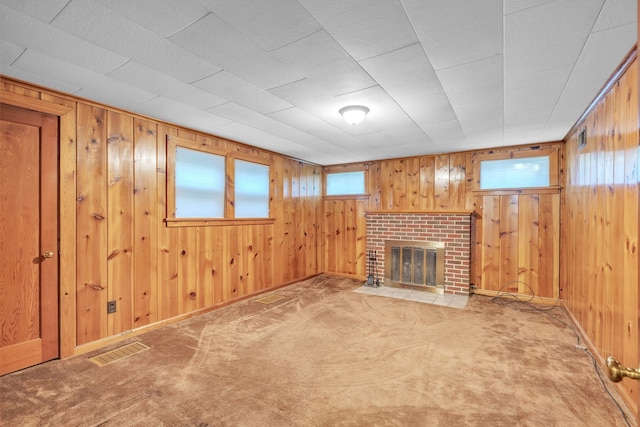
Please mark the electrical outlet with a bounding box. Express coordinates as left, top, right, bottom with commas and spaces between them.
107, 300, 116, 314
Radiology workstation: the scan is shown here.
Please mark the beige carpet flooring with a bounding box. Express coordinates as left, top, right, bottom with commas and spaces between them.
0, 275, 635, 426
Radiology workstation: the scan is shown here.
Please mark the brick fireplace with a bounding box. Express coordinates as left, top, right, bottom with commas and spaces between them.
365, 211, 473, 295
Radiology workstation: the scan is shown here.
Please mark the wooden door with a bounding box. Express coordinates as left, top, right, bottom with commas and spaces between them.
0, 104, 59, 375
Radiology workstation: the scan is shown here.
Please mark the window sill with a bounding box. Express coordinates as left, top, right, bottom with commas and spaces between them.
472, 186, 560, 196
323, 194, 370, 201
165, 218, 275, 227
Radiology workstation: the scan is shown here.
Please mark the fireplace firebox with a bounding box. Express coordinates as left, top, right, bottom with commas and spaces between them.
385, 240, 445, 292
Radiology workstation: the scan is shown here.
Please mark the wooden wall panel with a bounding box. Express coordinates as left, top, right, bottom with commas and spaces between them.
562, 58, 638, 416
324, 144, 559, 283
0, 80, 320, 354
157, 125, 178, 321
76, 104, 107, 345
106, 111, 133, 335
133, 119, 158, 328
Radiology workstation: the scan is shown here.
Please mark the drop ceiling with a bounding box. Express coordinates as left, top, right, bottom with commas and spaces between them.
0, 0, 636, 165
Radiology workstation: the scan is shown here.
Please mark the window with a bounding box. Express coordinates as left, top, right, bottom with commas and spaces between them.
480, 156, 549, 190
475, 148, 558, 192
326, 170, 365, 195
234, 159, 269, 218
175, 147, 225, 218
166, 136, 273, 225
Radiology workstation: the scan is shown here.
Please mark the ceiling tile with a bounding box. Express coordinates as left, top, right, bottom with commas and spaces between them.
194, 71, 292, 114
271, 30, 375, 96
0, 0, 69, 23
195, 0, 321, 51
297, 0, 418, 60
398, 94, 458, 127
419, 120, 467, 144
107, 61, 227, 110
95, 0, 210, 37
403, 0, 503, 70
137, 96, 233, 127
436, 55, 503, 107
1, 60, 81, 95
51, 0, 220, 83
504, 65, 573, 111
206, 102, 284, 131
169, 12, 303, 89
0, 39, 24, 66
359, 43, 443, 101
11, 49, 157, 108
592, 0, 636, 31
0, 3, 128, 73
550, 22, 636, 121
504, 0, 604, 80
504, 0, 555, 15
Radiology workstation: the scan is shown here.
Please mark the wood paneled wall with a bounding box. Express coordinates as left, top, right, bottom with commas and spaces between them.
562, 56, 638, 414
322, 147, 562, 300
1, 77, 321, 353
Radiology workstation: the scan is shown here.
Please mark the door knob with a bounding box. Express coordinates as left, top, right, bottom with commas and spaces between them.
606, 356, 640, 382
42, 251, 55, 258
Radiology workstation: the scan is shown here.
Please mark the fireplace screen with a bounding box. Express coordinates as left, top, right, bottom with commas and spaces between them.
385, 240, 445, 288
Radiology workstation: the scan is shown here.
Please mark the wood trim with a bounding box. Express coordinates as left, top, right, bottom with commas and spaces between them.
72, 273, 322, 356
323, 194, 370, 201
473, 187, 561, 196
563, 303, 638, 417
471, 289, 561, 306
472, 147, 561, 189
365, 209, 476, 215
323, 163, 369, 173
1, 88, 78, 359
164, 218, 276, 227
0, 89, 72, 115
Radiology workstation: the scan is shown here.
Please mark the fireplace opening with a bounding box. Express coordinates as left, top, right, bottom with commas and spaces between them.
385, 240, 445, 292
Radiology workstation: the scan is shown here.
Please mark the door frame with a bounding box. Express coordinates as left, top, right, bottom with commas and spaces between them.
0, 85, 76, 358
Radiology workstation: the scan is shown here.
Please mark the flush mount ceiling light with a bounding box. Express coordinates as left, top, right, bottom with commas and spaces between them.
339, 105, 369, 125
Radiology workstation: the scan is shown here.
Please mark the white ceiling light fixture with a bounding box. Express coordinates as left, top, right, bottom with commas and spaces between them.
339, 105, 370, 125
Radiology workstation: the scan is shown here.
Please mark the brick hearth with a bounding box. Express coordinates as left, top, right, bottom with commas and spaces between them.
365, 211, 473, 295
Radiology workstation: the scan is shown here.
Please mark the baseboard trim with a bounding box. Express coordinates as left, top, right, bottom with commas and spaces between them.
470, 289, 561, 306
72, 273, 323, 357
562, 305, 638, 419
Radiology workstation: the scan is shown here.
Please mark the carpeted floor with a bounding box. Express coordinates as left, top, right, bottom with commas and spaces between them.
0, 275, 635, 426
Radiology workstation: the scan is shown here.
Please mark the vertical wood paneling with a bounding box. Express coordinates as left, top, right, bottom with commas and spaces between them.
419, 156, 435, 210
157, 127, 178, 321
563, 58, 638, 415
434, 155, 450, 209
2, 77, 321, 358
106, 111, 133, 335
517, 195, 539, 295
392, 159, 406, 209
481, 195, 501, 291
449, 152, 466, 209
499, 195, 519, 293
76, 104, 107, 345
133, 119, 158, 327
380, 161, 394, 210
406, 158, 420, 209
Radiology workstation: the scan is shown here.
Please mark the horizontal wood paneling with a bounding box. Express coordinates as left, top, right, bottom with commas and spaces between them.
562, 58, 638, 415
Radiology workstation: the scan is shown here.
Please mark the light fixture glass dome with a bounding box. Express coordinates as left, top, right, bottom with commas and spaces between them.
339, 105, 369, 125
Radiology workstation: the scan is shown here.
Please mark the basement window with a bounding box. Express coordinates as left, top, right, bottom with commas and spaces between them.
166, 136, 274, 226
326, 171, 365, 196
480, 156, 549, 190
475, 148, 559, 192
175, 147, 225, 218
234, 159, 270, 218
